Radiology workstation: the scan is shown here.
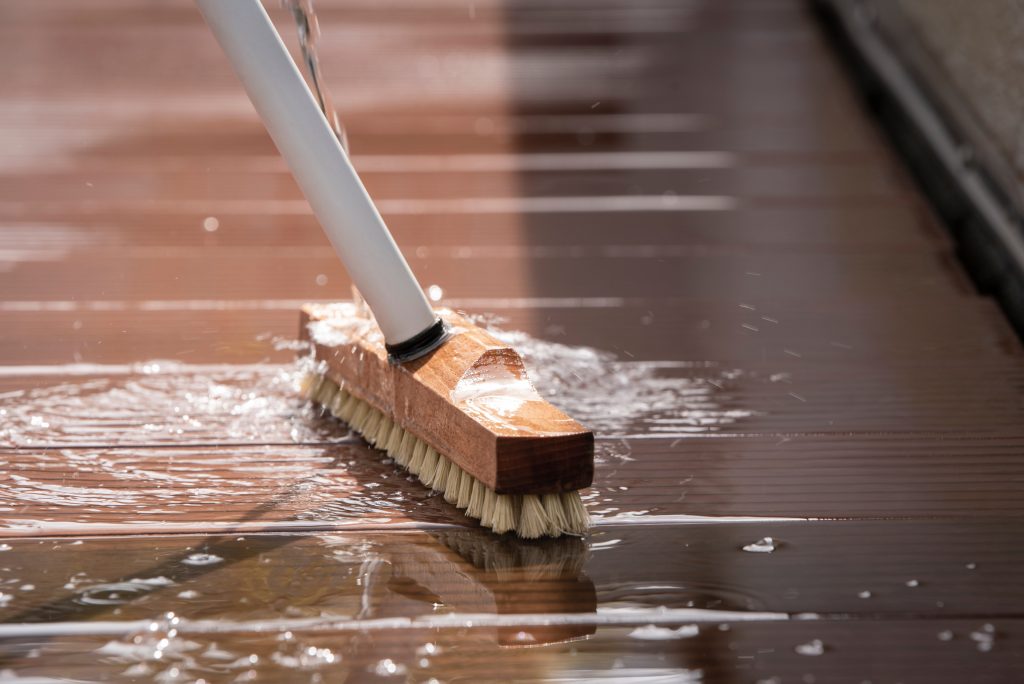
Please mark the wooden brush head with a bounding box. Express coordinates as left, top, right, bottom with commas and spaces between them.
300, 303, 594, 495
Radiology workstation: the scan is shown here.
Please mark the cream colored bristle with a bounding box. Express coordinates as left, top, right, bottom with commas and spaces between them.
397, 432, 419, 471
560, 491, 590, 536
405, 437, 426, 475
419, 446, 440, 482
429, 453, 451, 492
335, 392, 355, 422
517, 494, 549, 538
328, 387, 349, 416
479, 487, 497, 528
465, 478, 486, 519
300, 372, 320, 398
541, 492, 569, 535
456, 469, 474, 509
443, 462, 463, 504
384, 421, 404, 455
349, 399, 370, 433
314, 378, 338, 406
364, 411, 386, 446
490, 494, 517, 534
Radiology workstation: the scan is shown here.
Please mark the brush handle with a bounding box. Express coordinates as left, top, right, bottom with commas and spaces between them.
196, 0, 439, 350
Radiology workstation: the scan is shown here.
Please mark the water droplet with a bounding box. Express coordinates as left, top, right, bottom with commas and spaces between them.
628, 624, 699, 640
858, 590, 872, 599
938, 630, 954, 641
315, 274, 328, 286
372, 658, 406, 676
906, 579, 920, 587
966, 562, 976, 570
0, 544, 11, 552
427, 284, 443, 302
181, 553, 223, 566
742, 536, 777, 553
177, 590, 200, 599
970, 624, 996, 652
795, 639, 825, 656
202, 216, 219, 232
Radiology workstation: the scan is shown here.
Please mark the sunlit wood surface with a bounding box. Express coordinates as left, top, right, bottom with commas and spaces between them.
2, 0, 1023, 681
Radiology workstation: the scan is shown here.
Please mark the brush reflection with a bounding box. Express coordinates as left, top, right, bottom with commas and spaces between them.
0, 527, 595, 646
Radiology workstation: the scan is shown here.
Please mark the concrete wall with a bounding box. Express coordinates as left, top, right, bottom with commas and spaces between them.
895, 0, 1024, 181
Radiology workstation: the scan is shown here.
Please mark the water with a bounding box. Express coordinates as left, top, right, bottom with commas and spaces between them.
180, 553, 223, 567
304, 303, 756, 438
0, 314, 761, 535
742, 537, 777, 554
970, 623, 996, 652
794, 639, 825, 656
628, 624, 699, 640
0, 362, 333, 448
285, 0, 349, 152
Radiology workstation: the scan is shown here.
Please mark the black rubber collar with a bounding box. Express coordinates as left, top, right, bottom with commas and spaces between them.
385, 317, 450, 364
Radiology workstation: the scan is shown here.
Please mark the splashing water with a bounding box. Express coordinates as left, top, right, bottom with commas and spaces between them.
285, 0, 349, 151
794, 639, 825, 656
0, 361, 336, 448
181, 553, 224, 567
628, 624, 699, 640
0, 320, 760, 529
741, 537, 777, 554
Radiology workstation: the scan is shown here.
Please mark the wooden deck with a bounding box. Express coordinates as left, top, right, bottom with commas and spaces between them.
2, 0, 1023, 681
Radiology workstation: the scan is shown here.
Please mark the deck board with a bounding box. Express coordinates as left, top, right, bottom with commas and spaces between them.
1, 0, 1022, 680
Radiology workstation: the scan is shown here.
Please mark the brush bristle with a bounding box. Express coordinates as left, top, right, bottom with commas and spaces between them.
305, 373, 589, 538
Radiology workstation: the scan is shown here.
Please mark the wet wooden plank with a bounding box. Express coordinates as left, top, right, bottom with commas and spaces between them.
0, 165, 922, 205
1, 251, 971, 302
0, 204, 951, 251
2, 296, 1016, 365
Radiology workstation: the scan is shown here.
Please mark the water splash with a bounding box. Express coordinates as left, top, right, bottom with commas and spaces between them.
483, 325, 759, 437
628, 624, 699, 640
971, 623, 996, 652
180, 553, 223, 567
741, 537, 777, 554
285, 0, 348, 151
78, 577, 175, 606
794, 638, 825, 656
0, 362, 336, 447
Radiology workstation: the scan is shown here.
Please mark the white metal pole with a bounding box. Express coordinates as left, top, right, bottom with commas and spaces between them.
196, 0, 438, 346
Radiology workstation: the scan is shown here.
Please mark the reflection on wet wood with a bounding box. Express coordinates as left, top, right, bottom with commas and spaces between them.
2, 523, 1022, 626
2, 0, 1023, 679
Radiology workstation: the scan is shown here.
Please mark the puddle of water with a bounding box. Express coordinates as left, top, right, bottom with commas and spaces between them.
0, 362, 337, 447
3, 313, 757, 452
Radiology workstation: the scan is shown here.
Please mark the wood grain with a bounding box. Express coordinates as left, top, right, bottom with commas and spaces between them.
301, 305, 593, 493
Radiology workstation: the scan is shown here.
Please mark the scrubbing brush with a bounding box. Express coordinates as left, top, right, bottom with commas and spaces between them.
198, 0, 593, 537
